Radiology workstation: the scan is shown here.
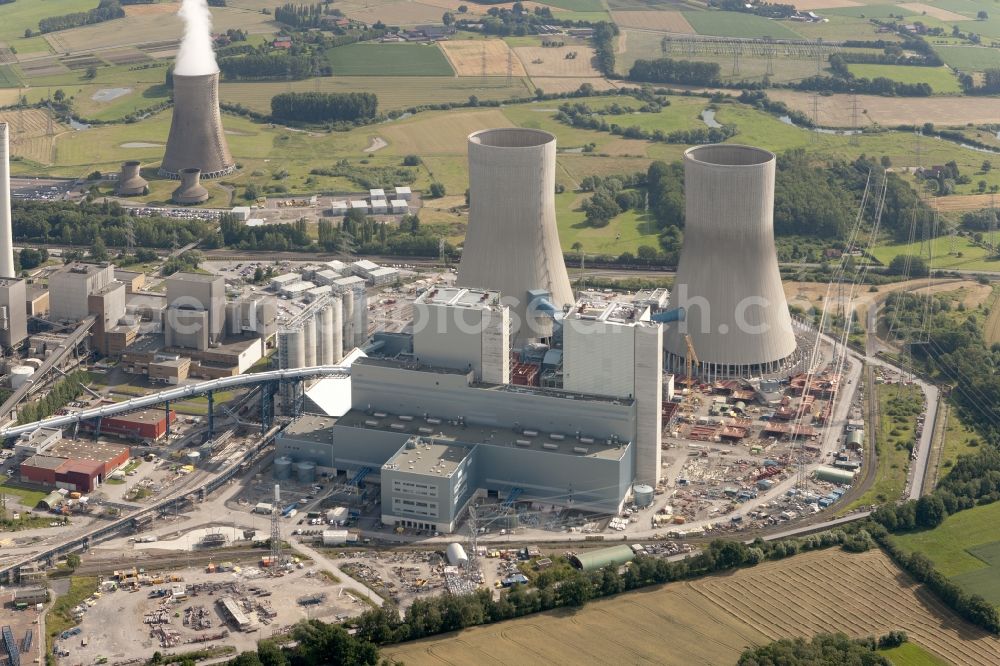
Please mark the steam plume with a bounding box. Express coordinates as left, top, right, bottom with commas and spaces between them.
174, 0, 218, 76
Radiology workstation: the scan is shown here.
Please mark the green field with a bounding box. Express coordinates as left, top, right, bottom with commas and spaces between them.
879, 642, 952, 666
871, 236, 1000, 272
894, 501, 1000, 605
0, 0, 95, 44
326, 43, 454, 76
846, 64, 962, 94
682, 11, 804, 39
826, 4, 916, 18
0, 480, 48, 509
0, 65, 23, 89
543, 0, 606, 11
933, 45, 1000, 72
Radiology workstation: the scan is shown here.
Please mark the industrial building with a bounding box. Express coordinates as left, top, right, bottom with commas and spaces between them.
0, 278, 27, 350
663, 145, 798, 379
49, 263, 119, 323
20, 439, 130, 492
75, 408, 175, 442
164, 272, 225, 351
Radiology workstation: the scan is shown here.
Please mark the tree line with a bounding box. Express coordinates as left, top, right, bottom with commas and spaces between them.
592, 22, 617, 77
273, 3, 331, 29
271, 92, 378, 123
709, 0, 796, 19
739, 632, 907, 665
17, 372, 92, 425
628, 57, 721, 86
219, 54, 314, 81
794, 56, 933, 96
35, 0, 124, 35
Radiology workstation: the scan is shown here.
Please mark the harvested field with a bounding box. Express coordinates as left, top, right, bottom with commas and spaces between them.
514, 45, 602, 77
787, 0, 860, 7
897, 3, 971, 22
380, 109, 514, 155
440, 40, 527, 77
385, 549, 1000, 666
0, 108, 64, 164
99, 49, 152, 66
766, 90, 1000, 126
17, 58, 69, 78
123, 1, 180, 16
985, 288, 1000, 346
611, 10, 695, 33
342, 2, 445, 26
419, 0, 551, 13
928, 193, 1000, 213
530, 76, 618, 94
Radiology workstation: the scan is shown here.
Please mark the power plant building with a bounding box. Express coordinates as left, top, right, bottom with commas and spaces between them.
0, 278, 27, 350
165, 272, 225, 351
49, 263, 117, 322
458, 128, 573, 342
663, 145, 797, 379
159, 72, 235, 179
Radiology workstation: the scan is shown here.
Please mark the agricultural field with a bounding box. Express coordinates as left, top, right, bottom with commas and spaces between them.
894, 501, 1000, 606
325, 43, 455, 77
682, 11, 805, 39
933, 44, 1000, 71
846, 64, 962, 94
896, 2, 971, 21
514, 45, 603, 78
379, 108, 515, 155
985, 286, 1000, 346
530, 76, 618, 94
766, 90, 1000, 127
384, 549, 1000, 666
611, 10, 696, 33
0, 65, 21, 88
870, 236, 1000, 272
0, 0, 95, 46
0, 108, 66, 165
439, 40, 527, 77
219, 76, 532, 114
879, 642, 952, 666
338, 0, 449, 26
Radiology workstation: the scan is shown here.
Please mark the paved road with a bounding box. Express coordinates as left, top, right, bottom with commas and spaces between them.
287, 539, 385, 607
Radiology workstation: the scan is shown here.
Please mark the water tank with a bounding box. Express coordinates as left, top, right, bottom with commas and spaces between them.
303, 314, 317, 367
9, 365, 34, 389
186, 451, 201, 466
633, 484, 655, 508
446, 542, 468, 567
273, 456, 293, 480
295, 460, 317, 484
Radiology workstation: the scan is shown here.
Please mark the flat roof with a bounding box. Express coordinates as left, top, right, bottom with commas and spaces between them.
415, 286, 500, 308
167, 272, 222, 284
337, 409, 629, 461
59, 458, 104, 476
567, 298, 645, 324
22, 454, 66, 471
48, 439, 129, 462
384, 438, 471, 476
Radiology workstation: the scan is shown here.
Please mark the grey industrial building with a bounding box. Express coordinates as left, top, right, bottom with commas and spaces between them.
164, 272, 225, 351
0, 278, 27, 349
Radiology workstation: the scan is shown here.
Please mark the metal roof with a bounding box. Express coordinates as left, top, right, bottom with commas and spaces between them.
570, 545, 635, 571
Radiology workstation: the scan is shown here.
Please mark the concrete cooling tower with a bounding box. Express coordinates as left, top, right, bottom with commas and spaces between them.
159, 72, 235, 179
458, 128, 572, 342
663, 144, 796, 380
117, 161, 149, 196
172, 168, 209, 205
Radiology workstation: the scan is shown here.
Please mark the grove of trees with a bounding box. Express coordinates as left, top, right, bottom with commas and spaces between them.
271, 91, 378, 123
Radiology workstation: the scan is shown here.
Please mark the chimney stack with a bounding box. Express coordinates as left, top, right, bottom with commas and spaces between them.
0, 123, 15, 279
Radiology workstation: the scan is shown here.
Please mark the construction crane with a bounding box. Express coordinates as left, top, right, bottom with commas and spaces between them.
684, 334, 699, 389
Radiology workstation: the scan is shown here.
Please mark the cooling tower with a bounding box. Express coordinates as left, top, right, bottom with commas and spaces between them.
172, 168, 209, 205
159, 72, 235, 179
0, 124, 14, 279
458, 128, 573, 342
117, 161, 149, 196
663, 145, 796, 380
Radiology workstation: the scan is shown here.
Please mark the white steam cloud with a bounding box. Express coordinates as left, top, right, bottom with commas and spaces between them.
174, 0, 218, 76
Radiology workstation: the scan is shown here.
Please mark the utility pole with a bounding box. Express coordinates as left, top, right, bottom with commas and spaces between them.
849, 91, 859, 146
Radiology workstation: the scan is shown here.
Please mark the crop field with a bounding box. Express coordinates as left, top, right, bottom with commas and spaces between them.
827, 3, 919, 18
894, 502, 1000, 606
529, 77, 618, 93
42, 6, 278, 54
325, 43, 454, 77
846, 64, 962, 94
340, 1, 446, 26
123, 1, 181, 17
871, 236, 1000, 272
0, 0, 95, 45
765, 90, 1000, 126
439, 40, 527, 77
933, 45, 1000, 72
611, 10, 696, 33
514, 45, 603, 77
385, 549, 1000, 666
0, 108, 65, 164
0, 65, 21, 88
880, 642, 952, 666
787, 0, 864, 8
896, 2, 972, 21
545, 0, 607, 10
220, 76, 532, 114
985, 288, 1000, 346
682, 11, 805, 39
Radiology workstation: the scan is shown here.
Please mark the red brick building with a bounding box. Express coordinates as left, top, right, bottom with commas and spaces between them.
20, 440, 131, 492
77, 408, 176, 442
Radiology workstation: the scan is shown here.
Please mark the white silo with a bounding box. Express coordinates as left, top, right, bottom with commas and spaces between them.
458, 128, 573, 342
341, 291, 354, 351
663, 145, 796, 380
316, 305, 335, 365
9, 365, 33, 389
278, 326, 305, 369
329, 298, 343, 363
303, 314, 316, 367
354, 290, 368, 347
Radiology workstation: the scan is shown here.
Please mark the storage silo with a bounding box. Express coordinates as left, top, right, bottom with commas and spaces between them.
186, 451, 202, 467
273, 456, 293, 480
295, 460, 317, 484
330, 297, 343, 363
317, 304, 335, 365
663, 145, 796, 380
458, 128, 573, 342
9, 365, 33, 389
354, 290, 368, 347
633, 484, 655, 508
341, 291, 354, 351
278, 326, 305, 369
303, 314, 316, 367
